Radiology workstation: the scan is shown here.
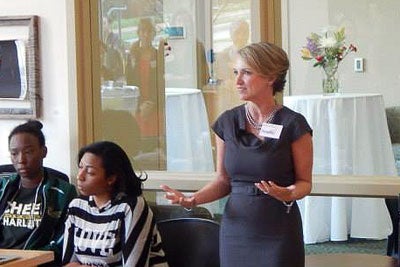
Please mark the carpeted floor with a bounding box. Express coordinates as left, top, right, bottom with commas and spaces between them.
305, 238, 387, 255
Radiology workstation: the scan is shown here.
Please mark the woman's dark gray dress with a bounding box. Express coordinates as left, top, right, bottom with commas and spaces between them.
212, 105, 312, 267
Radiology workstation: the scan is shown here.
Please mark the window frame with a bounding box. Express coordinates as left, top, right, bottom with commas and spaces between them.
74, 0, 281, 181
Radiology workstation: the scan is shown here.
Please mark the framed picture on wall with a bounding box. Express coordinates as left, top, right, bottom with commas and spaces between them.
0, 15, 40, 119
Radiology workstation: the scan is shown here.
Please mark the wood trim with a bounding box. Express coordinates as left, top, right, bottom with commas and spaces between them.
259, 0, 283, 104
143, 171, 400, 199
0, 16, 40, 119
74, 0, 95, 148
89, 2, 103, 141
272, 0, 282, 47
259, 0, 269, 42
259, 0, 281, 44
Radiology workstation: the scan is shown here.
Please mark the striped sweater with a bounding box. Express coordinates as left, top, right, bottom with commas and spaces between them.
62, 195, 167, 267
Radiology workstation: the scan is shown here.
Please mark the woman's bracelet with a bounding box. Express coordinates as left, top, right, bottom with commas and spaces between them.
184, 196, 197, 211
282, 201, 294, 214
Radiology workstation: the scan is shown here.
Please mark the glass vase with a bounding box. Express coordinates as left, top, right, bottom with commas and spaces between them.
322, 61, 339, 94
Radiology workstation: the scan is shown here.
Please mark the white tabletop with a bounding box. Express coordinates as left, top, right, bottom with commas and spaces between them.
285, 92, 381, 100
165, 87, 214, 172
101, 87, 214, 172
284, 93, 398, 244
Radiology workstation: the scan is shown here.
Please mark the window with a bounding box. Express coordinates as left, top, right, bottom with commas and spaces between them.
75, 0, 278, 174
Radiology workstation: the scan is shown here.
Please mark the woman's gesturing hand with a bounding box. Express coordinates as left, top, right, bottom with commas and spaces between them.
160, 184, 196, 209
254, 180, 295, 202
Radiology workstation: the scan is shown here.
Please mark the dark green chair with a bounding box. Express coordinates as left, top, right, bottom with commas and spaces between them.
157, 218, 220, 267
149, 203, 213, 222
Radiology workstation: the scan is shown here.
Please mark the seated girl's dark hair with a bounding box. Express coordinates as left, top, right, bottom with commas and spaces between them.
8, 120, 45, 146
78, 141, 147, 198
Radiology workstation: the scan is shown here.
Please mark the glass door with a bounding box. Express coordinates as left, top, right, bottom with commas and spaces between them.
99, 0, 166, 170
81, 0, 277, 173
203, 0, 253, 126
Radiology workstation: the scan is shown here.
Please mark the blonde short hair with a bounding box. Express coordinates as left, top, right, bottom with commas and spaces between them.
238, 42, 289, 94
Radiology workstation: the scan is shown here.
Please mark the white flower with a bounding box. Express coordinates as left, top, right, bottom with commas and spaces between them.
319, 36, 337, 48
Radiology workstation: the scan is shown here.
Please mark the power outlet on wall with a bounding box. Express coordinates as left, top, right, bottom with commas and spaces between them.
354, 58, 364, 72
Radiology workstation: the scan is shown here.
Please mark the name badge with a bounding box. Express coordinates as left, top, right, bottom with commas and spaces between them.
259, 123, 283, 139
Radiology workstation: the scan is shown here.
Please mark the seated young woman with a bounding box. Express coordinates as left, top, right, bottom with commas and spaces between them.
62, 141, 168, 267
0, 120, 77, 266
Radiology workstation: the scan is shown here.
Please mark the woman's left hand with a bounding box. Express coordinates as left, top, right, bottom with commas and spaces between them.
160, 184, 196, 209
254, 180, 294, 202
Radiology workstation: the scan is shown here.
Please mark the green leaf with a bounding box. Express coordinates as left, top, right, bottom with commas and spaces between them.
335, 27, 345, 42
309, 32, 321, 41
313, 62, 323, 67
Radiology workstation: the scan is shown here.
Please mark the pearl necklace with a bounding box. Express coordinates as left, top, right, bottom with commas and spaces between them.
245, 104, 281, 130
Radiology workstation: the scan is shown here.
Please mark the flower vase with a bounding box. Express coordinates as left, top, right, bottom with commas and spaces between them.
322, 61, 339, 94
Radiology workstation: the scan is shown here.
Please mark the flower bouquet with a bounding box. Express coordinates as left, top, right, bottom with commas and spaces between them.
301, 26, 357, 94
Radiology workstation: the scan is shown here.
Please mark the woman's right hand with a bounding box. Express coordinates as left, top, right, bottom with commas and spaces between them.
160, 185, 196, 209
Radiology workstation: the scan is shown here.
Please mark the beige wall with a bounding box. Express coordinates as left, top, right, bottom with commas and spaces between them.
283, 0, 400, 108
0, 0, 78, 177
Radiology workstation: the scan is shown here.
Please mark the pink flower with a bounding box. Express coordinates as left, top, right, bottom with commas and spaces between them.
301, 26, 357, 69
349, 44, 357, 52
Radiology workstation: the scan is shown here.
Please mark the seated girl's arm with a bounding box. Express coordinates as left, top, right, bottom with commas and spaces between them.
149, 226, 168, 267
123, 197, 167, 266
44, 184, 78, 264
62, 201, 79, 266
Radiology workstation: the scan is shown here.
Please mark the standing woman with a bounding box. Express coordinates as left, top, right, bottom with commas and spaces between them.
161, 42, 313, 267
126, 18, 166, 168
62, 141, 167, 267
